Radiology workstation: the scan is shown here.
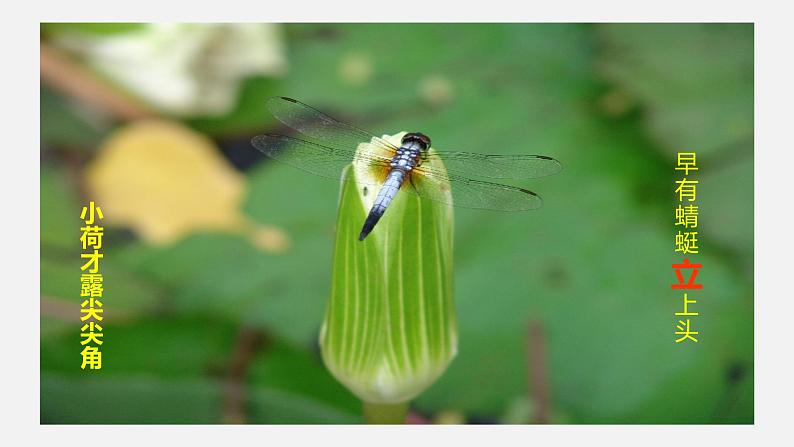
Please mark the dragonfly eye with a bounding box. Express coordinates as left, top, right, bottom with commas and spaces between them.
402, 132, 431, 150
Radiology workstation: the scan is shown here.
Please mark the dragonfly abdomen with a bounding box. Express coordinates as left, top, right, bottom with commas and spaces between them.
358, 168, 408, 241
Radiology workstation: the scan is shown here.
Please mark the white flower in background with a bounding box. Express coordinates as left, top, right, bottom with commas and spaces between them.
53, 23, 287, 117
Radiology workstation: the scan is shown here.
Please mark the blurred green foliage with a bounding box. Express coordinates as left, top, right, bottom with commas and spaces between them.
41, 23, 147, 36
41, 23, 752, 423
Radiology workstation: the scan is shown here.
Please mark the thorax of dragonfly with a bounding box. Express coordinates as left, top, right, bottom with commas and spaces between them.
388, 132, 431, 174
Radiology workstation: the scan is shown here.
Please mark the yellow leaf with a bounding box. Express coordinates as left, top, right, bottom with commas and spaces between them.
85, 120, 288, 252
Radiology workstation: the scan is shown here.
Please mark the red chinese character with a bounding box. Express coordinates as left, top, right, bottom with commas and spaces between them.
671, 258, 703, 289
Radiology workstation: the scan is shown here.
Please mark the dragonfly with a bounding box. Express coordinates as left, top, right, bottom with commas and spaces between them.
252, 97, 562, 241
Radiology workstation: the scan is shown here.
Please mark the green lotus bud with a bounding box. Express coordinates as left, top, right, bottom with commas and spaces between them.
320, 132, 457, 418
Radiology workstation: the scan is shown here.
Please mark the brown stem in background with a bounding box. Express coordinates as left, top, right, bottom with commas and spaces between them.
527, 319, 550, 424
222, 326, 265, 424
40, 295, 82, 322
40, 295, 136, 323
40, 42, 156, 121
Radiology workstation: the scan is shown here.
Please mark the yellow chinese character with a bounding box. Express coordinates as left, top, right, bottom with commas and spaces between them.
80, 201, 104, 225
674, 293, 699, 316
80, 273, 104, 297
675, 152, 698, 175
675, 231, 699, 254
80, 225, 105, 250
674, 204, 699, 228
80, 322, 104, 345
80, 297, 104, 321
675, 319, 699, 343
80, 345, 102, 370
80, 250, 103, 273
675, 178, 698, 202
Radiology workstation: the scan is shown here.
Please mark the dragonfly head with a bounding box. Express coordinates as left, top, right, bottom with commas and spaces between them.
402, 132, 431, 150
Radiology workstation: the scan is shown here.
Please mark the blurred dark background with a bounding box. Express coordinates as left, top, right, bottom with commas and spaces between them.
40, 23, 753, 423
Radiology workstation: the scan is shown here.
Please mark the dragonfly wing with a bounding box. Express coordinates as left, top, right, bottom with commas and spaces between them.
266, 96, 399, 159
408, 168, 543, 211
424, 151, 562, 179
251, 134, 391, 184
